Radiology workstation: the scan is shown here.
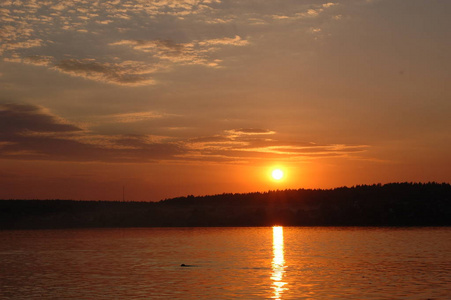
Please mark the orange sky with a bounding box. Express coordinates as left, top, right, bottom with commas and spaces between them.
1, 0, 450, 201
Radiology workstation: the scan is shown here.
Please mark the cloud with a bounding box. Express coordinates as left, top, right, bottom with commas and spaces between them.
198, 35, 249, 47
0, 103, 182, 162
0, 0, 244, 84
0, 103, 82, 135
3, 54, 54, 66
233, 128, 274, 134
3, 54, 160, 85
110, 35, 249, 67
110, 39, 185, 53
0, 105, 369, 163
1, 0, 341, 85
182, 128, 369, 162
53, 59, 157, 86
110, 39, 204, 65
22, 55, 53, 66
102, 111, 172, 123
225, 128, 276, 137
322, 3, 338, 9
237, 144, 368, 156
267, 2, 339, 22
1, 39, 42, 52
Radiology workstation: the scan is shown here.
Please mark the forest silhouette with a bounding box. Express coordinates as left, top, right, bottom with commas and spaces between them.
1, 182, 450, 229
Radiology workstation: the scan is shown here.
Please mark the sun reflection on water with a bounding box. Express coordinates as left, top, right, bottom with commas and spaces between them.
272, 226, 287, 299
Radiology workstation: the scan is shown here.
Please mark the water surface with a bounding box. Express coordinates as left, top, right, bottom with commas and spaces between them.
1, 227, 450, 299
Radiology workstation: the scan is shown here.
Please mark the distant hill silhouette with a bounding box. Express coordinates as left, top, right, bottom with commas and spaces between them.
1, 182, 450, 229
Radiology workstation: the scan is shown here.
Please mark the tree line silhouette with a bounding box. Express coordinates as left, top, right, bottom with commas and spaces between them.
1, 182, 450, 229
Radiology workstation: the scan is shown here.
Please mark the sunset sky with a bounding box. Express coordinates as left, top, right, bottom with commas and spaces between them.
1, 0, 450, 201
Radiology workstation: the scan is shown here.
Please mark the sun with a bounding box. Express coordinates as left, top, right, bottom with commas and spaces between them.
271, 169, 284, 180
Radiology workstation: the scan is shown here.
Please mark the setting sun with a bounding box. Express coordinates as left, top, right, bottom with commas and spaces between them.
0, 0, 449, 298
272, 169, 284, 180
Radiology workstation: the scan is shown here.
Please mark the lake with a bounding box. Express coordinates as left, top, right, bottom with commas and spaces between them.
1, 227, 450, 299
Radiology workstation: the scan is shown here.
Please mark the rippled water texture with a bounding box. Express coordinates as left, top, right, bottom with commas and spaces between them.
1, 227, 450, 299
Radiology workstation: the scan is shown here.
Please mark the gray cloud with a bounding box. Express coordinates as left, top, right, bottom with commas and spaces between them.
0, 103, 183, 162
0, 103, 82, 135
54, 59, 156, 85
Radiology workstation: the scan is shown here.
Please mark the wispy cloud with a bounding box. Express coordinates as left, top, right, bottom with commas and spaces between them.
109, 35, 248, 67
102, 111, 173, 123
224, 128, 276, 138
54, 59, 157, 86
0, 104, 369, 163
183, 128, 368, 162
198, 35, 249, 47
270, 2, 339, 21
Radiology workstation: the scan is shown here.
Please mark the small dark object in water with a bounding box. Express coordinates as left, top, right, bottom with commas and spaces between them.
181, 264, 193, 267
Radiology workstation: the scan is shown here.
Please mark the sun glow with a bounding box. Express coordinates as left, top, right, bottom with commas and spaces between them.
271, 169, 284, 180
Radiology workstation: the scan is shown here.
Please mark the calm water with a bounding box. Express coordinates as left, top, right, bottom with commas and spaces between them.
0, 227, 450, 299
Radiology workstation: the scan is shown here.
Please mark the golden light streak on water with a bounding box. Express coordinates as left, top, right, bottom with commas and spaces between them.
271, 226, 287, 299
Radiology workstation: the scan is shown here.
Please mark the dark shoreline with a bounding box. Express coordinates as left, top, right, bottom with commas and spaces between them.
1, 182, 450, 229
